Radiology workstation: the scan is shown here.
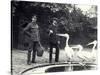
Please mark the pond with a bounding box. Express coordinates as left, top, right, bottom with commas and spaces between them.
21, 63, 97, 75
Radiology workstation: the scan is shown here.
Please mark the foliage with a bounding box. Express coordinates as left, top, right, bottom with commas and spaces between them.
11, 1, 97, 49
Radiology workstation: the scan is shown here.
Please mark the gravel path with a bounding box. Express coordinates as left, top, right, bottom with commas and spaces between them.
12, 49, 67, 75
12, 49, 97, 75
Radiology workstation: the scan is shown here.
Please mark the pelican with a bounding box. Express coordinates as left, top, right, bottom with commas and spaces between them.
57, 33, 86, 62
77, 40, 97, 62
71, 44, 87, 62
56, 33, 74, 62
85, 40, 97, 61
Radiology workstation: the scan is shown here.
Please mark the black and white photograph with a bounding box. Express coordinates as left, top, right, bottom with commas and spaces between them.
11, 0, 98, 75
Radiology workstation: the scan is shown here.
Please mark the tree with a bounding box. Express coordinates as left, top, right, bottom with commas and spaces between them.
11, 1, 97, 49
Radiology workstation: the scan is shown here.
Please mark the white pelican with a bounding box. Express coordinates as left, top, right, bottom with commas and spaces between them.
85, 40, 97, 61
71, 44, 87, 62
77, 40, 97, 62
57, 33, 74, 62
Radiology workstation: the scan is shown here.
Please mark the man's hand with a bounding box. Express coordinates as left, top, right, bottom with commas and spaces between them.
49, 30, 53, 35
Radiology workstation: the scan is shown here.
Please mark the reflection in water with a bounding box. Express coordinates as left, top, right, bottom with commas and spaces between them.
45, 66, 65, 72
45, 65, 96, 72
22, 63, 97, 75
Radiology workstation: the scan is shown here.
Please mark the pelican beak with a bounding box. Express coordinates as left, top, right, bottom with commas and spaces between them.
87, 40, 97, 46
87, 42, 93, 46
56, 34, 66, 37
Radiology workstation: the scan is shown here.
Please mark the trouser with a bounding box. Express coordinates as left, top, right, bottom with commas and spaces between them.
27, 41, 38, 64
49, 43, 59, 63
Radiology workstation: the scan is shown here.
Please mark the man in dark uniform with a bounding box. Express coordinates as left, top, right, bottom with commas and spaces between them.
24, 15, 40, 65
49, 19, 60, 63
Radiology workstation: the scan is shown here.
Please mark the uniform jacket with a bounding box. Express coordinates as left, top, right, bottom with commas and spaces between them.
24, 22, 40, 42
49, 25, 59, 44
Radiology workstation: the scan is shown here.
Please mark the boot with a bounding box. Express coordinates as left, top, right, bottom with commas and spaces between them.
27, 51, 31, 65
